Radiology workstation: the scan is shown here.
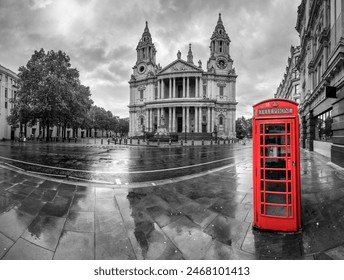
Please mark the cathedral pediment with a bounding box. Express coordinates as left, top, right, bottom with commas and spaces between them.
158, 59, 202, 75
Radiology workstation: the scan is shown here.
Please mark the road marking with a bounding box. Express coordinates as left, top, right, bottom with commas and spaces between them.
0, 148, 250, 175
115, 179, 121, 185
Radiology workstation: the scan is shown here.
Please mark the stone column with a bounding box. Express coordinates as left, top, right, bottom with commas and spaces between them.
186, 106, 190, 133
212, 107, 216, 132
207, 107, 211, 133
169, 78, 172, 99
195, 77, 198, 98
169, 107, 172, 132
173, 77, 176, 98
183, 77, 186, 98
182, 107, 185, 132
157, 80, 161, 99
199, 107, 202, 133
195, 106, 198, 133
150, 109, 153, 132
161, 79, 164, 99
187, 77, 190, 98
157, 108, 161, 126
172, 107, 176, 132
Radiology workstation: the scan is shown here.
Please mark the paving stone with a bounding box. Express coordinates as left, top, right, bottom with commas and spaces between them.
0, 232, 14, 259
22, 215, 65, 251
3, 238, 53, 260
53, 230, 94, 260
0, 208, 35, 240
162, 216, 213, 260
65, 211, 94, 232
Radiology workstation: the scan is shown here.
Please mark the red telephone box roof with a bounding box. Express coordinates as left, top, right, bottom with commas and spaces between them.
253, 98, 299, 118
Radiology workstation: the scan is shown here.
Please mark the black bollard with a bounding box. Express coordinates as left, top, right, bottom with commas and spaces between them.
147, 139, 149, 145
158, 139, 160, 146
75, 137, 77, 143
169, 139, 171, 145
108, 139, 110, 145
192, 140, 194, 146
181, 140, 183, 146
202, 139, 204, 145
101, 138, 103, 145
130, 138, 132, 144
210, 139, 213, 145
138, 139, 140, 145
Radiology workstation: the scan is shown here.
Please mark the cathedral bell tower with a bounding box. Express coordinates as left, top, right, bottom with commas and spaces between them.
133, 21, 157, 78
207, 13, 233, 73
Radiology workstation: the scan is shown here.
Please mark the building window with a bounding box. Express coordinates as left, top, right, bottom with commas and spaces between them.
5, 102, 8, 109
155, 86, 158, 99
219, 86, 224, 98
139, 90, 144, 100
315, 110, 333, 142
140, 117, 144, 126
219, 116, 223, 125
219, 41, 223, 52
203, 85, 207, 97
295, 85, 299, 95
5, 88, 8, 98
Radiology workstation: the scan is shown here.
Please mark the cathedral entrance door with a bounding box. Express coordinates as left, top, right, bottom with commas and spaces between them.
202, 124, 207, 133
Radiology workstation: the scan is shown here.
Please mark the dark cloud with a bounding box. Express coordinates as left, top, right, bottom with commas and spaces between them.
0, 0, 301, 118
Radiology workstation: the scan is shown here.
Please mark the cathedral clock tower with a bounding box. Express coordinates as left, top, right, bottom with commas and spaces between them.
207, 13, 233, 74
133, 21, 157, 78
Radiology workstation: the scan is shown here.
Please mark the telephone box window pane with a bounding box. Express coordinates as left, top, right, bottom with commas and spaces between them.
288, 182, 291, 192
288, 194, 292, 204
260, 181, 265, 190
260, 147, 264, 156
260, 136, 264, 145
265, 135, 286, 145
260, 170, 265, 179
265, 181, 286, 192
260, 124, 264, 134
265, 170, 286, 180
265, 124, 286, 134
265, 193, 286, 204
287, 123, 290, 132
261, 205, 265, 214
288, 170, 291, 180
261, 192, 265, 202
266, 205, 287, 216
288, 207, 293, 217
265, 147, 289, 157
265, 158, 286, 168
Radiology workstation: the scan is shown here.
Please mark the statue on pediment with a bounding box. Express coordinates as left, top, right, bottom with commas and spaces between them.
177, 50, 181, 59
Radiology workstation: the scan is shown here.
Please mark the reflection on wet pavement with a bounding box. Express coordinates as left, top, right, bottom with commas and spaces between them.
1, 142, 344, 259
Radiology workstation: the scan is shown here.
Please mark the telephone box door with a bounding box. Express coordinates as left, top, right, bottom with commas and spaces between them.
254, 119, 300, 231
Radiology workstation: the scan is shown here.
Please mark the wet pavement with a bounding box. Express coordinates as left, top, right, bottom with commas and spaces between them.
1, 140, 344, 259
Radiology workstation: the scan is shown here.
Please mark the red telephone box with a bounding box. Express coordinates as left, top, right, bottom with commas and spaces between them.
252, 99, 301, 232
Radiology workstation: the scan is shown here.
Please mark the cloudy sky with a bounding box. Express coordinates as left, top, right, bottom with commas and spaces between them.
0, 0, 300, 119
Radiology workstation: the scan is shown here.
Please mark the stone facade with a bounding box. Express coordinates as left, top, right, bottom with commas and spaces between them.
0, 64, 18, 140
296, 0, 344, 167
128, 14, 238, 139
275, 46, 301, 103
